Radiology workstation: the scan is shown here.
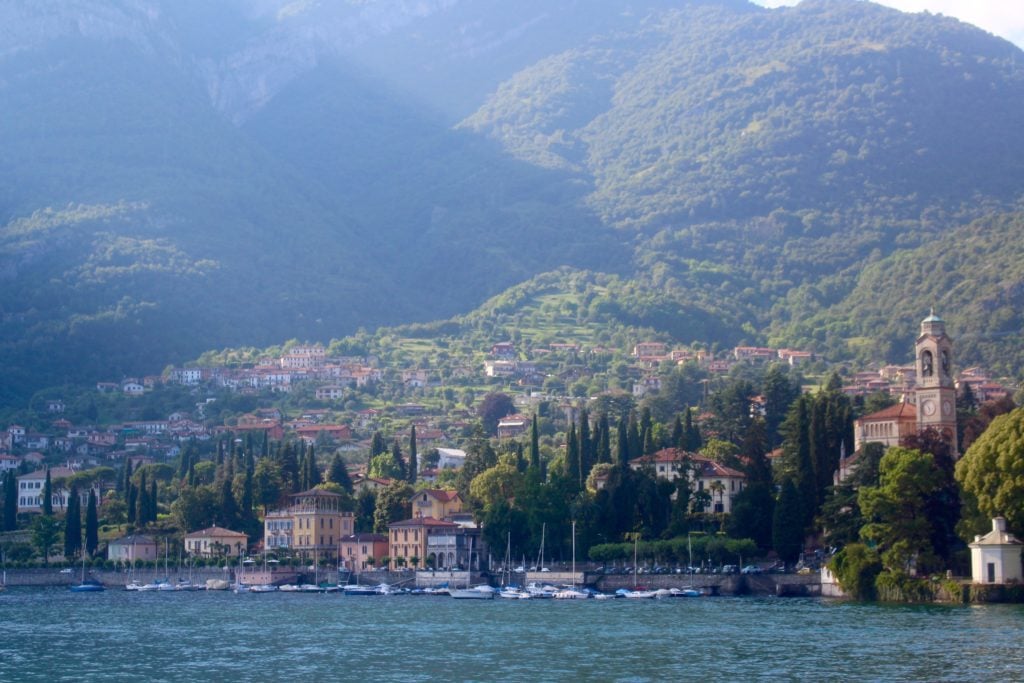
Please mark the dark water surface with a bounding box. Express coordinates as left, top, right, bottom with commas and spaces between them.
2, 588, 1023, 681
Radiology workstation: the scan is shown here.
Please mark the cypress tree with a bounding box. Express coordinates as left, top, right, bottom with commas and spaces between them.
408, 425, 418, 484
64, 485, 81, 559
809, 397, 829, 509
671, 415, 684, 450
328, 454, 353, 492
597, 413, 611, 464
42, 469, 53, 516
789, 396, 816, 528
566, 424, 580, 487
578, 408, 592, 480
616, 418, 630, 473
627, 414, 642, 462
281, 443, 300, 493
149, 480, 158, 524
370, 431, 387, 457
135, 472, 148, 526
643, 426, 657, 456
85, 489, 98, 556
307, 445, 321, 487
241, 466, 254, 521
127, 482, 137, 524
684, 406, 703, 452
121, 458, 133, 494
391, 440, 405, 481
773, 479, 804, 565
4, 471, 17, 531
219, 477, 238, 529
178, 443, 192, 480
530, 415, 541, 471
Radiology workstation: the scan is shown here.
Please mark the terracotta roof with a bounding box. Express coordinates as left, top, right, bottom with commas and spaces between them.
416, 489, 460, 503
630, 448, 745, 478
857, 403, 916, 421
388, 516, 458, 529
185, 526, 247, 539
630, 447, 700, 465
341, 533, 387, 543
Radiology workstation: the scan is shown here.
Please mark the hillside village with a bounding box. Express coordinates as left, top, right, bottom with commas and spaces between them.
0, 314, 1021, 599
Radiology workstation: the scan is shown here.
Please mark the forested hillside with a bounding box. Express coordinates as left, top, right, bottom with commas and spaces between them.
2, 0, 1023, 408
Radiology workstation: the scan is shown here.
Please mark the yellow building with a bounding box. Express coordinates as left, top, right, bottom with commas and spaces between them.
387, 517, 459, 570
263, 488, 354, 561
409, 489, 462, 520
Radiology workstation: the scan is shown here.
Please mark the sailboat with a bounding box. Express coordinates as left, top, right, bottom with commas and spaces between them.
555, 521, 588, 599
69, 553, 104, 592
673, 534, 703, 597
622, 536, 655, 599
499, 532, 530, 599
450, 535, 494, 599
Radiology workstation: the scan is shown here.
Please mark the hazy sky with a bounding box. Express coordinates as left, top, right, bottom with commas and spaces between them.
753, 1, 1024, 49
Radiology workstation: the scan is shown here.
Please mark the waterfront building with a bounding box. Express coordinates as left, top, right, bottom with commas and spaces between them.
339, 533, 388, 572
107, 534, 158, 563
185, 526, 248, 557
969, 517, 1023, 585
262, 488, 354, 561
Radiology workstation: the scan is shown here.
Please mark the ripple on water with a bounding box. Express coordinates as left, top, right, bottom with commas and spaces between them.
2, 589, 1024, 681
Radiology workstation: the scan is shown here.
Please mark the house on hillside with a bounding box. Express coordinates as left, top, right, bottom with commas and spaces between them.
630, 448, 746, 514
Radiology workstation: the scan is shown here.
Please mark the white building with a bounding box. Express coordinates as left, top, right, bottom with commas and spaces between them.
969, 517, 1023, 585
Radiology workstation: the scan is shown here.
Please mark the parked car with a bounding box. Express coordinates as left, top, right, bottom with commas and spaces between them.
59, 568, 74, 574
741, 565, 762, 574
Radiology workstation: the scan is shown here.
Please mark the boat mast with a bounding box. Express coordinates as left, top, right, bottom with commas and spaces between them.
633, 535, 638, 588
571, 520, 576, 590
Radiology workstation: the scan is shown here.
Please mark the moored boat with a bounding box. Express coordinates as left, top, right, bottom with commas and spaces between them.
450, 585, 496, 600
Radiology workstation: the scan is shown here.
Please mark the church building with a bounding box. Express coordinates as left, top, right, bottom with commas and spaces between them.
851, 311, 959, 456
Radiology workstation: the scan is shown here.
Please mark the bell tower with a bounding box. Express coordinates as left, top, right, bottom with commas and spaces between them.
914, 310, 958, 455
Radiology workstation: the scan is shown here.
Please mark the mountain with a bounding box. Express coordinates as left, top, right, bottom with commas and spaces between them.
770, 212, 1024, 376
1, 0, 1023, 407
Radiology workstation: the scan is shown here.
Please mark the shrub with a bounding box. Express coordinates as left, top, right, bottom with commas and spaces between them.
828, 543, 882, 601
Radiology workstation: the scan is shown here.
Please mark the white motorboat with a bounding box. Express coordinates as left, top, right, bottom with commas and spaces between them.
450, 585, 496, 600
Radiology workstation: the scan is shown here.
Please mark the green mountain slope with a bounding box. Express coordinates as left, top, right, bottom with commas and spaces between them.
770, 212, 1024, 376
464, 0, 1024, 230
3, 0, 1024, 408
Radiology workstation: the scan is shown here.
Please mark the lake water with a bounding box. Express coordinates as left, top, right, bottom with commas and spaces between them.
2, 588, 1024, 681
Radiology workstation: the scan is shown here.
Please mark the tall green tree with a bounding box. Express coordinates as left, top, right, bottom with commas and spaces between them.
529, 415, 541, 471
859, 447, 943, 574
373, 482, 414, 533
408, 425, 418, 484
254, 458, 284, 513
772, 479, 804, 564
307, 445, 322, 488
32, 515, 61, 566
566, 424, 581, 488
955, 407, 1024, 538
616, 418, 630, 472
219, 477, 238, 529
391, 440, 406, 482
328, 454, 353, 492
3, 471, 17, 531
762, 364, 801, 447
42, 469, 53, 516
85, 489, 99, 556
63, 485, 81, 559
